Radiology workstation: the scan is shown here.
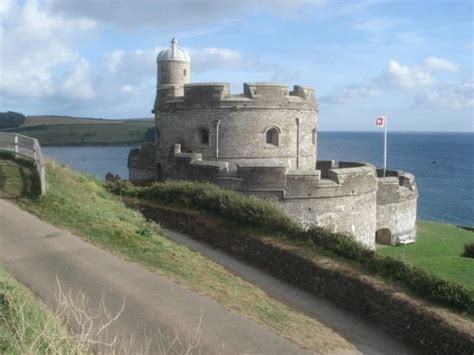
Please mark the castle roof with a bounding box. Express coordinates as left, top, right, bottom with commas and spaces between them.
157, 38, 191, 62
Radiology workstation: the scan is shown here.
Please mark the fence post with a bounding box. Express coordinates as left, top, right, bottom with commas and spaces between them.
14, 135, 19, 158
40, 164, 46, 195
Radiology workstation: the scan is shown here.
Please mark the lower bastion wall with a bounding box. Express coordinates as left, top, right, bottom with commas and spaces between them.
376, 169, 418, 245
158, 146, 380, 248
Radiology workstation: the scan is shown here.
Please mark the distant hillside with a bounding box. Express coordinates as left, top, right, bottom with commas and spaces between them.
0, 113, 155, 146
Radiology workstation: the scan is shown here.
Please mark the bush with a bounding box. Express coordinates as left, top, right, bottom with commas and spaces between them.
107, 180, 300, 234
463, 242, 474, 258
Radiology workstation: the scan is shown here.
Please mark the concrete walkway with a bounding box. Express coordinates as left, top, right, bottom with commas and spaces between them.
0, 199, 314, 354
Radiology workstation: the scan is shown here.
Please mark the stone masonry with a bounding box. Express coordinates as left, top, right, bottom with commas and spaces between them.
128, 38, 418, 249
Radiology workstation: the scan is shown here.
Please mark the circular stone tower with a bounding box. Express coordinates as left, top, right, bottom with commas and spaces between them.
157, 38, 190, 89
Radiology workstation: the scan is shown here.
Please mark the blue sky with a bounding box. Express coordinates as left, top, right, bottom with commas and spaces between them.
0, 0, 472, 131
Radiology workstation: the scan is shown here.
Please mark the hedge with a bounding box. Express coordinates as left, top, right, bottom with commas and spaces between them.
109, 180, 474, 314
107, 180, 300, 234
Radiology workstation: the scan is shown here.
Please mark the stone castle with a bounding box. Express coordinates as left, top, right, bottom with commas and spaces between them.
129, 38, 418, 249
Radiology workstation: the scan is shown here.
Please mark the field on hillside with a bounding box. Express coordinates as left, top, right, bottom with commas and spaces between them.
3, 121, 155, 145
22, 115, 152, 126
377, 221, 474, 292
0, 113, 155, 145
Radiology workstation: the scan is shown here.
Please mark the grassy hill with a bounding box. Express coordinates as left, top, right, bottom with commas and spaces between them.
0, 113, 155, 146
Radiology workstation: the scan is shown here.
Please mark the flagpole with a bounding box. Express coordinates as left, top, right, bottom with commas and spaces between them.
384, 112, 388, 177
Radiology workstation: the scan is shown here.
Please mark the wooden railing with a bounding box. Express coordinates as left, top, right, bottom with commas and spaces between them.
0, 132, 47, 195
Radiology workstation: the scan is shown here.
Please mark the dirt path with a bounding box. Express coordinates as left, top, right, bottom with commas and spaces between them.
0, 199, 317, 354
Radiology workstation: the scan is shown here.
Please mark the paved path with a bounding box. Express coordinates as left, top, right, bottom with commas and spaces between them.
0, 199, 315, 354
161, 229, 413, 355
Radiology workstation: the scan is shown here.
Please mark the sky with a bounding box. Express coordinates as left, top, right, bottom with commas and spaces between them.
0, 0, 472, 131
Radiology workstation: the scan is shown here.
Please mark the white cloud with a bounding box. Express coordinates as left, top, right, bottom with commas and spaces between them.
355, 16, 397, 32
60, 59, 95, 99
0, 0, 96, 99
320, 84, 380, 104
189, 47, 245, 73
49, 0, 326, 29
415, 81, 474, 109
423, 57, 459, 72
378, 60, 434, 90
321, 59, 469, 110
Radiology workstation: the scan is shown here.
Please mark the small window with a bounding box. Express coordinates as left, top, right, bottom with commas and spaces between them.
199, 128, 209, 145
312, 128, 316, 145
266, 128, 279, 146
183, 69, 187, 76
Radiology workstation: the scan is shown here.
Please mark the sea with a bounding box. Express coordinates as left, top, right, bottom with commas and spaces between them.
42, 132, 474, 227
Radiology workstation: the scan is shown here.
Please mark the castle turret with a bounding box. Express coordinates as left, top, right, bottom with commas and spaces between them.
154, 38, 190, 106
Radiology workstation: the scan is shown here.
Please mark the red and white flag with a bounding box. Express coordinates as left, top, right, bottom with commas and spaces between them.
376, 116, 385, 128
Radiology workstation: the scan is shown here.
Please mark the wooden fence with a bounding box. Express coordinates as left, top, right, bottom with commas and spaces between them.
0, 132, 47, 195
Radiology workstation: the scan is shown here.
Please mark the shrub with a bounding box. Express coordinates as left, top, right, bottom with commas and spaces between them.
107, 180, 300, 234
462, 242, 474, 258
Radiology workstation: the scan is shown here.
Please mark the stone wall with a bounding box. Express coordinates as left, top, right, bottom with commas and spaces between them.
128, 144, 158, 182
376, 169, 418, 244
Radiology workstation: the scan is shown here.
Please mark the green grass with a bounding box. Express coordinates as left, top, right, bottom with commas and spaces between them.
0, 268, 76, 354
0, 153, 40, 198
12, 161, 354, 353
2, 120, 154, 146
377, 221, 474, 292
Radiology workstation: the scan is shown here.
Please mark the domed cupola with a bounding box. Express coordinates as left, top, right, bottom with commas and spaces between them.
154, 38, 191, 106
157, 38, 191, 63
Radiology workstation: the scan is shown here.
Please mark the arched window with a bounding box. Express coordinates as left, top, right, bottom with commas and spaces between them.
198, 127, 209, 145
266, 128, 279, 146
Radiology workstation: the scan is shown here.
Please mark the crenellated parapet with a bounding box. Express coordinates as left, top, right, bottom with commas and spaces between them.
163, 147, 379, 248
155, 82, 317, 111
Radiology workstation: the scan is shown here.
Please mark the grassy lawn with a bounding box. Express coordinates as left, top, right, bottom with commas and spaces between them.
0, 268, 76, 354
9, 161, 355, 353
377, 221, 474, 292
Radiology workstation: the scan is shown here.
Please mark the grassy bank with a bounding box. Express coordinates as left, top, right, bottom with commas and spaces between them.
12, 161, 355, 353
0, 268, 75, 354
0, 153, 39, 199
110, 180, 474, 314
377, 221, 474, 292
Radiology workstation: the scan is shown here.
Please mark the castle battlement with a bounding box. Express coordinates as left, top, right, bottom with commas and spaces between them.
167, 147, 378, 201
376, 169, 418, 204
155, 82, 317, 111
